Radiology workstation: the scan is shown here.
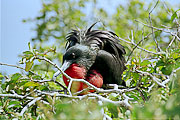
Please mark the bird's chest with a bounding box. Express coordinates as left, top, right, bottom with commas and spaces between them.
62, 64, 103, 94
62, 64, 86, 93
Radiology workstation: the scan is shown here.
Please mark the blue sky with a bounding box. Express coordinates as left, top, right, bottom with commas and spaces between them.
0, 0, 180, 75
0, 0, 124, 75
1, 0, 42, 74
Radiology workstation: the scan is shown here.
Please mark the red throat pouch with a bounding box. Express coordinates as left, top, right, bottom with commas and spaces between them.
63, 63, 103, 94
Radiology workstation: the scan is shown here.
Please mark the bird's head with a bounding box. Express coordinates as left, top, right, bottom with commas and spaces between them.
61, 44, 98, 73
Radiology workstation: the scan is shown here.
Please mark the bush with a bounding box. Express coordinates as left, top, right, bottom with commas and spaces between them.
0, 0, 180, 119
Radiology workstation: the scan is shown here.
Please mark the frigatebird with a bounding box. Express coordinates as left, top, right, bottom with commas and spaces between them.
54, 23, 126, 93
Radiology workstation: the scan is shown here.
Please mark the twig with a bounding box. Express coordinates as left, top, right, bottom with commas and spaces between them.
35, 56, 72, 94
73, 87, 90, 95
166, 36, 176, 49
135, 70, 166, 87
149, 0, 159, 14
103, 84, 126, 89
118, 36, 158, 54
67, 79, 73, 96
82, 94, 132, 109
0, 62, 42, 79
65, 78, 137, 94
137, 88, 146, 102
135, 19, 180, 41
36, 90, 132, 109
148, 0, 161, 52
103, 114, 112, 120
20, 97, 41, 116
35, 56, 71, 81
127, 29, 159, 62
162, 67, 180, 85
0, 93, 34, 100
0, 93, 49, 106
33, 79, 67, 91
147, 83, 155, 93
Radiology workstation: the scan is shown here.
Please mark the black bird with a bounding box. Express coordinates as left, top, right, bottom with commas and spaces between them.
56, 23, 126, 93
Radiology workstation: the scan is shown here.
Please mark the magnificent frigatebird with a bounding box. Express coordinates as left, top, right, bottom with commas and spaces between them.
54, 23, 126, 93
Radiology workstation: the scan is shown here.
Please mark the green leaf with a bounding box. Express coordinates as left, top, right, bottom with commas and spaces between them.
140, 60, 151, 66
161, 65, 173, 75
0, 74, 4, 78
25, 61, 34, 72
156, 60, 165, 67
9, 101, 21, 106
107, 103, 118, 118
28, 42, 33, 52
141, 89, 148, 101
1, 84, 6, 90
8, 101, 21, 108
32, 75, 42, 80
23, 51, 33, 55
170, 12, 177, 23
171, 9, 180, 23
24, 81, 40, 87
11, 73, 22, 81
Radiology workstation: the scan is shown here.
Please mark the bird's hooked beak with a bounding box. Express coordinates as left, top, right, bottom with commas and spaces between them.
60, 60, 71, 72
52, 60, 71, 80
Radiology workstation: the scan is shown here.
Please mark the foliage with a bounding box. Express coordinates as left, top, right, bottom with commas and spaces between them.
1, 0, 180, 119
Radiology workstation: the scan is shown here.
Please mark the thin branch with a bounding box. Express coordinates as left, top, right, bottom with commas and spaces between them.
135, 19, 180, 41
66, 78, 137, 94
0, 93, 49, 106
33, 79, 67, 91
118, 36, 158, 54
73, 87, 90, 95
147, 83, 155, 93
103, 84, 126, 89
162, 67, 180, 85
137, 88, 146, 102
0, 62, 42, 79
103, 114, 112, 120
35, 56, 71, 80
149, 0, 161, 52
20, 97, 41, 116
135, 70, 166, 87
127, 29, 159, 62
67, 78, 73, 96
81, 94, 132, 109
36, 90, 132, 109
166, 36, 176, 49
0, 93, 34, 100
35, 56, 72, 94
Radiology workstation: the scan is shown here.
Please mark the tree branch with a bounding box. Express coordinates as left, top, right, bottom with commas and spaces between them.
127, 29, 159, 62
118, 36, 159, 55
149, 0, 161, 52
36, 90, 132, 109
0, 62, 42, 78
135, 70, 166, 87
20, 97, 41, 116
135, 19, 180, 41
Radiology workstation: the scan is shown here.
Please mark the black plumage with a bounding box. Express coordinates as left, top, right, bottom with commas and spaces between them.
63, 23, 126, 85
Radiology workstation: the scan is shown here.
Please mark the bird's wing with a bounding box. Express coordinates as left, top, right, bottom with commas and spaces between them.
85, 30, 126, 61
90, 50, 126, 85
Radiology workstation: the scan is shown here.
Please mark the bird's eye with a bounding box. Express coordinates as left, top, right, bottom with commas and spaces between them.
71, 53, 76, 59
